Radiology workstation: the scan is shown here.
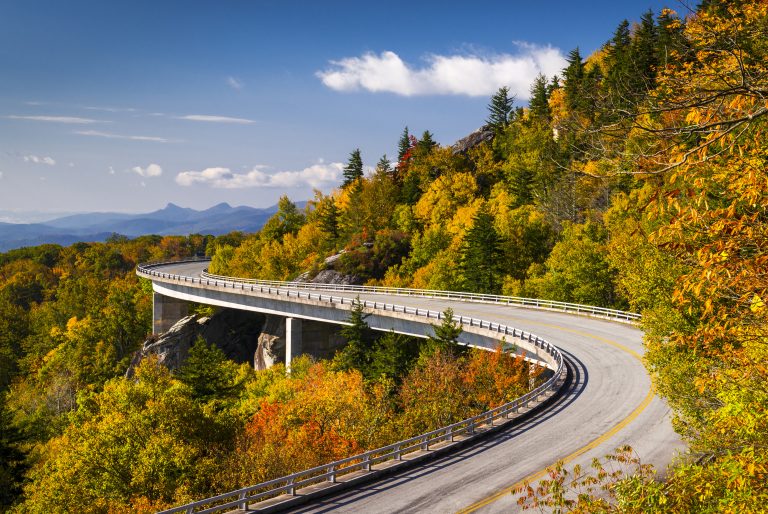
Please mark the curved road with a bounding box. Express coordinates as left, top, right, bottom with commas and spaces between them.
147, 262, 685, 513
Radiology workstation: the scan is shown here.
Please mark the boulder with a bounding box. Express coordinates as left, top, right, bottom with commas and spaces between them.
309, 269, 364, 285
452, 125, 495, 154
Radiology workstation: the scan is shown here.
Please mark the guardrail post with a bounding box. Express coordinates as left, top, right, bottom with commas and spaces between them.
328, 465, 336, 483
468, 419, 475, 434
394, 444, 402, 461
239, 491, 248, 510
288, 478, 295, 496
364, 454, 371, 471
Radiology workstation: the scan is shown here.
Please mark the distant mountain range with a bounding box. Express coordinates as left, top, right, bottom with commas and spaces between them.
0, 202, 288, 252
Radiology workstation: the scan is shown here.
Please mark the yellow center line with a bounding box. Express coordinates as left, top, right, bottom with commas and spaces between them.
456, 319, 653, 514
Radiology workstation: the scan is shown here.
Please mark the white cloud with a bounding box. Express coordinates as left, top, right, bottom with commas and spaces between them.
83, 105, 137, 113
226, 76, 244, 90
109, 166, 116, 175
6, 115, 102, 124
75, 130, 170, 143
23, 155, 56, 166
176, 162, 343, 189
317, 44, 567, 98
177, 114, 255, 124
0, 171, 3, 179
131, 163, 163, 178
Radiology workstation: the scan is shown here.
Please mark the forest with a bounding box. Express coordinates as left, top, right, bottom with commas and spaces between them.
1, 0, 766, 511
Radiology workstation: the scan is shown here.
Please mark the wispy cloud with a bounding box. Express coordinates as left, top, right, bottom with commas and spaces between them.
23, 155, 56, 166
82, 105, 137, 113
317, 44, 566, 98
226, 76, 244, 90
6, 115, 103, 124
176, 162, 342, 189
131, 163, 163, 177
177, 114, 255, 124
75, 130, 170, 143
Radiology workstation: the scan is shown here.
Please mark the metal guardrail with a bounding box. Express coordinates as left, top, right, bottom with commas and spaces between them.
137, 258, 640, 324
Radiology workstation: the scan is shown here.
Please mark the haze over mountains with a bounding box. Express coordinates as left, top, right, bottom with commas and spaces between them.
0, 202, 284, 251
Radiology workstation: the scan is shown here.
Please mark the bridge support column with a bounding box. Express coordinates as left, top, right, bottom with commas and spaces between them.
285, 317, 302, 369
153, 292, 189, 335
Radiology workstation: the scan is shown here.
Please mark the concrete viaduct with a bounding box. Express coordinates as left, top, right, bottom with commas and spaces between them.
138, 259, 684, 513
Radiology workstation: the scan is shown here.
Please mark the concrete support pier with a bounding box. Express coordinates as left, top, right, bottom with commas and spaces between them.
285, 317, 302, 368
153, 292, 189, 335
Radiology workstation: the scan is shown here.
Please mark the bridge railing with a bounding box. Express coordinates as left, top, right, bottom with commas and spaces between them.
137, 259, 569, 513
137, 259, 640, 323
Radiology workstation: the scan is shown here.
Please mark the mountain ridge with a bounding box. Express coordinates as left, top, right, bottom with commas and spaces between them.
0, 201, 294, 252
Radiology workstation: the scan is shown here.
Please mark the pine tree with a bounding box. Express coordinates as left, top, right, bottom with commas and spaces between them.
335, 298, 373, 372
459, 206, 504, 294
317, 197, 339, 239
176, 337, 241, 401
656, 9, 686, 67
529, 73, 551, 120
420, 308, 465, 360
630, 10, 659, 94
486, 86, 515, 131
397, 126, 411, 162
563, 48, 585, 113
375, 154, 392, 175
418, 130, 437, 153
342, 148, 364, 187
429, 308, 462, 347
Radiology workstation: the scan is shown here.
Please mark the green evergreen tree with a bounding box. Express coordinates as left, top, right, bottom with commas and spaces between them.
486, 86, 515, 131
334, 298, 373, 372
459, 206, 504, 294
419, 308, 465, 361
342, 148, 364, 187
418, 130, 437, 153
375, 154, 392, 175
563, 48, 585, 112
176, 336, 241, 402
397, 126, 411, 162
368, 331, 421, 382
630, 10, 659, 93
529, 73, 551, 120
317, 196, 339, 239
604, 20, 632, 106
656, 9, 686, 66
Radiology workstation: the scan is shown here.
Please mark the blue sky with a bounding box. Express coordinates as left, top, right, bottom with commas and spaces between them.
0, 0, 677, 218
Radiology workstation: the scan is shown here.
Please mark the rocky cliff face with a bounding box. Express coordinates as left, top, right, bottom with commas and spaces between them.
451, 125, 495, 154
127, 308, 265, 376
254, 314, 286, 370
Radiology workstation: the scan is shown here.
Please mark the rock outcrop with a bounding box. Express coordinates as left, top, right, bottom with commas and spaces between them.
292, 250, 364, 286
128, 308, 265, 375
452, 125, 495, 154
254, 314, 286, 370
